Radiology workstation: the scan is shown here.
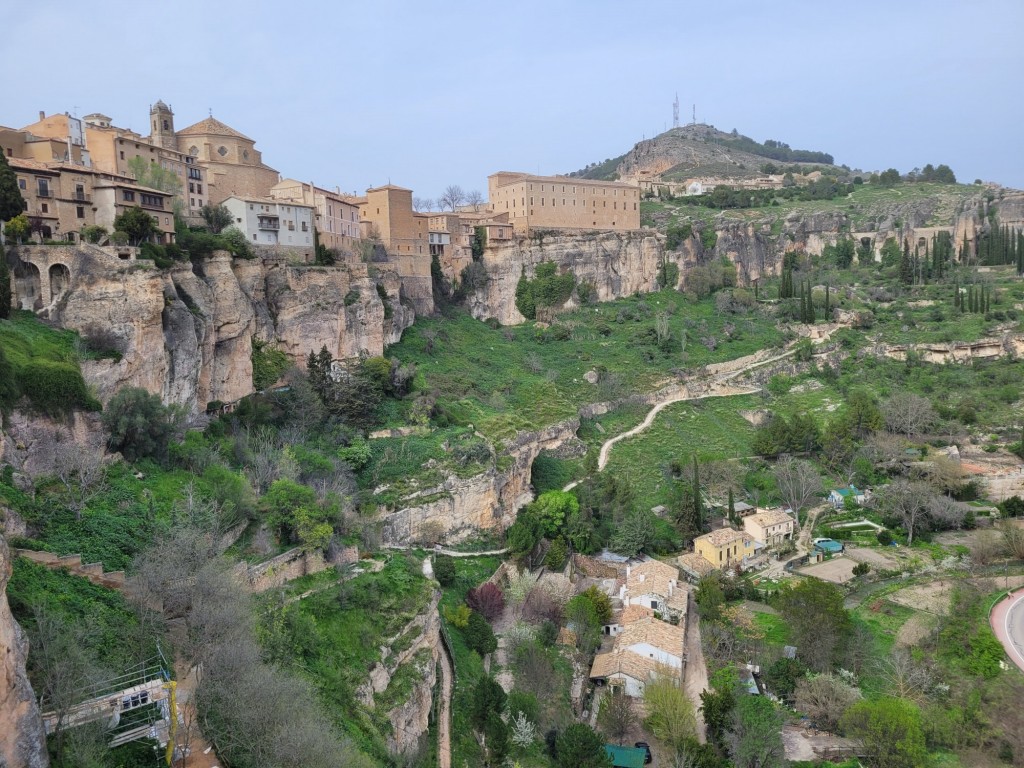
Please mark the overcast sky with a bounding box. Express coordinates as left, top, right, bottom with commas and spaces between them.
5, 0, 1022, 198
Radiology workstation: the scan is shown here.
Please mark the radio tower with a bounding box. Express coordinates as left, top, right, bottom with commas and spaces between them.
672, 93, 680, 129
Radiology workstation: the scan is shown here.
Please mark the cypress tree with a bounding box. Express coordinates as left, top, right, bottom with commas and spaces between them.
899, 238, 914, 285
824, 282, 831, 319
0, 257, 10, 320
754, 280, 759, 300
807, 281, 816, 323
728, 486, 736, 525
692, 456, 703, 530
0, 154, 27, 223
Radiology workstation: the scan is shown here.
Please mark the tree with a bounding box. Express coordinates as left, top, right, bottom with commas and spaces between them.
882, 393, 937, 436
609, 508, 656, 557
465, 189, 485, 211
777, 579, 851, 672
793, 673, 862, 733
695, 573, 726, 622
52, 440, 107, 521
439, 184, 466, 211
464, 609, 498, 656
556, 723, 612, 768
875, 648, 933, 702
529, 490, 579, 538
599, 688, 638, 744
102, 386, 184, 463
433, 554, 456, 587
842, 698, 928, 768
0, 152, 27, 223
728, 696, 786, 768
113, 206, 158, 245
772, 456, 822, 527
470, 675, 506, 730
643, 676, 697, 752
126, 156, 182, 195
200, 203, 233, 234
467, 581, 505, 622
700, 668, 739, 747
4, 213, 29, 244
0, 257, 10, 319
872, 479, 932, 545
511, 710, 538, 748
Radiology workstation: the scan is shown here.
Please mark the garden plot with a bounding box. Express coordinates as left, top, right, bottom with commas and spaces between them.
797, 557, 857, 584
844, 546, 900, 570
888, 575, 1024, 615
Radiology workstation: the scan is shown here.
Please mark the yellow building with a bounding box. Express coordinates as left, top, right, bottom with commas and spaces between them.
358, 185, 428, 255
174, 114, 279, 206
693, 528, 756, 569
487, 171, 641, 234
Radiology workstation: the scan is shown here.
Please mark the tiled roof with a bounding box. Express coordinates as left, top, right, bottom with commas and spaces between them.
590, 649, 678, 683
176, 116, 253, 141
619, 605, 655, 625
678, 552, 715, 576
626, 559, 680, 596
7, 157, 57, 172
696, 527, 755, 548
616, 617, 684, 658
746, 509, 794, 528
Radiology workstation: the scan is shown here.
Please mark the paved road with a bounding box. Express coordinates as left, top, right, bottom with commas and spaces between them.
991, 588, 1024, 674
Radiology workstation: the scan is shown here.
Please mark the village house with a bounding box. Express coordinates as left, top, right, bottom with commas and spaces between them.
828, 486, 867, 509
589, 649, 677, 699
618, 559, 688, 621
743, 509, 795, 548
487, 171, 641, 233
614, 615, 685, 670
693, 527, 757, 570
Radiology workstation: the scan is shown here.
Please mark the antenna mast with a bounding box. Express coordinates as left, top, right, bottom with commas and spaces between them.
672, 93, 679, 129
692, 104, 696, 125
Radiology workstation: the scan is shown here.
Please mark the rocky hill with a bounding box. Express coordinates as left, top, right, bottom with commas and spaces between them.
569, 124, 837, 183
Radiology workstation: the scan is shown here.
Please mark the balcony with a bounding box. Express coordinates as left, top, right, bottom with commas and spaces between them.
37, 188, 53, 198
257, 217, 280, 231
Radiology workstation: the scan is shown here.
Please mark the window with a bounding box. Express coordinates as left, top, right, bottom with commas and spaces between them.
122, 190, 135, 202
189, 183, 195, 193
41, 203, 48, 213
140, 193, 163, 208
120, 151, 125, 160
301, 221, 308, 232
37, 179, 50, 197
196, 184, 202, 194
191, 198, 195, 207
76, 206, 85, 218
75, 184, 85, 201
18, 179, 25, 190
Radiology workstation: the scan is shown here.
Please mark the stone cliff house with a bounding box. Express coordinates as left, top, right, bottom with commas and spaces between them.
487, 171, 641, 233
221, 196, 315, 257
271, 179, 361, 253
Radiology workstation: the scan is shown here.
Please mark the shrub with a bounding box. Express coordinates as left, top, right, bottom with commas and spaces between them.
442, 603, 471, 628
515, 262, 575, 320
251, 338, 290, 390
102, 386, 183, 462
433, 554, 456, 587
80, 224, 107, 244
109, 231, 129, 246
876, 529, 893, 545
467, 581, 505, 622
665, 223, 692, 250
220, 226, 254, 259
17, 359, 100, 416
544, 537, 568, 570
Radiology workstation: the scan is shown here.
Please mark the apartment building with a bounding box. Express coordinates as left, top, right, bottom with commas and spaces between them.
221, 196, 315, 254
487, 172, 641, 234
693, 528, 757, 569
358, 185, 428, 255
270, 179, 361, 252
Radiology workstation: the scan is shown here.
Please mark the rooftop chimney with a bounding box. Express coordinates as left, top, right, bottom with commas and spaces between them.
39, 111, 45, 121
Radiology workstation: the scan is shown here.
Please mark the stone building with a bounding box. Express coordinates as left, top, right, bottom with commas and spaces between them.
4, 155, 175, 244
487, 172, 641, 233
270, 179, 361, 253
742, 509, 795, 548
221, 196, 315, 257
175, 115, 279, 205
21, 108, 206, 219
693, 528, 757, 569
358, 185, 429, 255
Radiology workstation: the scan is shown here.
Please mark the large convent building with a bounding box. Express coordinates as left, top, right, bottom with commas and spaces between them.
487, 172, 641, 234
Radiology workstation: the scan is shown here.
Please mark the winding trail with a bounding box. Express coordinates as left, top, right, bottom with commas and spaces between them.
593, 347, 802, 473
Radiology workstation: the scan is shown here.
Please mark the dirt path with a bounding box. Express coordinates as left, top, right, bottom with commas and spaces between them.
683, 590, 709, 743
596, 347, 801, 472
991, 588, 1024, 673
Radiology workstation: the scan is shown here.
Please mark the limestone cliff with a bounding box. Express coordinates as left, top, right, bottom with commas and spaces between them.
381, 419, 580, 545
0, 535, 50, 768
10, 246, 414, 414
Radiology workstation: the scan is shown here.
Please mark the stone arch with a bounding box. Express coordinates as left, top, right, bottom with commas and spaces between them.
13, 260, 42, 310
917, 236, 927, 249
49, 263, 71, 301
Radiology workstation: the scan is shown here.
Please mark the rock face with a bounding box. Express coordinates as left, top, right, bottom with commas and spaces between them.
869, 333, 1024, 364
11, 246, 414, 414
381, 419, 579, 544
0, 535, 50, 768
0, 410, 106, 479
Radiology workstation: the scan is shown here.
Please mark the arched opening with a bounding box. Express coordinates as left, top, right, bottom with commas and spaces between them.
49, 263, 71, 301
917, 237, 927, 249
13, 261, 42, 310
860, 237, 871, 248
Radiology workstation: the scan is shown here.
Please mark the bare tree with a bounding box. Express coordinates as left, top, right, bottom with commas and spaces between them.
772, 456, 822, 527
793, 673, 862, 733
465, 189, 485, 211
412, 197, 435, 212
926, 494, 967, 531
882, 392, 937, 436
439, 185, 466, 211
52, 439, 107, 520
599, 688, 638, 744
872, 479, 932, 545
1000, 518, 1024, 560
875, 649, 933, 702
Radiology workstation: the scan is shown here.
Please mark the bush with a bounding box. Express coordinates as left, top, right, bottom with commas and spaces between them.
433, 554, 456, 586
467, 581, 505, 622
463, 609, 498, 656
544, 537, 568, 570
17, 359, 100, 416
251, 338, 290, 390
102, 387, 183, 463
665, 223, 692, 250
515, 262, 575, 320
80, 224, 107, 244
109, 230, 129, 246
876, 529, 893, 545
220, 226, 254, 259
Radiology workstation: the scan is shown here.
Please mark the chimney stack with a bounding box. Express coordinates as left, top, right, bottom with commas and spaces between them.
39, 110, 45, 121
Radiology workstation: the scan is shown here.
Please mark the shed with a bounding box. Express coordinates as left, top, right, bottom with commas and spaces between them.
605, 744, 647, 768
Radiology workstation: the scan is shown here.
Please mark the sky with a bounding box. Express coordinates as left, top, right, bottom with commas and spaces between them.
5, 0, 1023, 198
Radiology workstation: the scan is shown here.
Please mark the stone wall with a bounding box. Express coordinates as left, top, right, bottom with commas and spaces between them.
241, 544, 358, 593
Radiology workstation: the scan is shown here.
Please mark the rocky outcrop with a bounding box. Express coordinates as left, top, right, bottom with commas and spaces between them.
868, 333, 1024, 365
0, 410, 106, 479
11, 246, 414, 415
381, 419, 580, 544
0, 535, 50, 768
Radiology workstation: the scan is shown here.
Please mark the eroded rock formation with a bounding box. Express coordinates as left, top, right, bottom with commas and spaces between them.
0, 534, 50, 768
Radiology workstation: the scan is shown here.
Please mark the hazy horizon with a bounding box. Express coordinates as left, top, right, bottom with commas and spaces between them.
5, 0, 1022, 199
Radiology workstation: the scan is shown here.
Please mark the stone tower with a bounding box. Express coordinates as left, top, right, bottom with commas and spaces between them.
149, 100, 176, 149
